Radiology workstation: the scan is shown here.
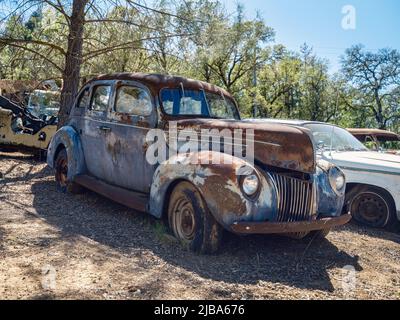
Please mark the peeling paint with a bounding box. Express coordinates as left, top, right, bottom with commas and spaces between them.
0, 105, 57, 151
46, 73, 348, 237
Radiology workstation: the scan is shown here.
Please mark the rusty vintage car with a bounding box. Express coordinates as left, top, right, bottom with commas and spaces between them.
0, 95, 58, 155
47, 73, 350, 253
254, 120, 400, 229
348, 128, 400, 155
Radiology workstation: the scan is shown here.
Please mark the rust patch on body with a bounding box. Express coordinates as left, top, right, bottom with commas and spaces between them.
116, 113, 133, 125
231, 214, 352, 234
169, 118, 316, 174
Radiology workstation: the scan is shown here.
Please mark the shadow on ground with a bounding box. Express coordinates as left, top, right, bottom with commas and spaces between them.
6, 166, 365, 293
10, 156, 400, 293
0, 226, 4, 243
0, 159, 47, 198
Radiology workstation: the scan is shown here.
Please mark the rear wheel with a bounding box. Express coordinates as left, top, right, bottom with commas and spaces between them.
55, 149, 84, 194
168, 181, 223, 254
346, 185, 396, 229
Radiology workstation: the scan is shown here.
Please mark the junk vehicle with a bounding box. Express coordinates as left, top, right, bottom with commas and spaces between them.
0, 94, 58, 155
47, 73, 350, 253
348, 128, 400, 155
254, 119, 400, 230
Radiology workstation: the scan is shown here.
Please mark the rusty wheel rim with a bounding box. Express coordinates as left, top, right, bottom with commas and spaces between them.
171, 196, 196, 242
56, 158, 68, 188
352, 192, 389, 227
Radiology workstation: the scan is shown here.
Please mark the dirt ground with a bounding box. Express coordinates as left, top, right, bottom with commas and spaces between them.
0, 152, 399, 300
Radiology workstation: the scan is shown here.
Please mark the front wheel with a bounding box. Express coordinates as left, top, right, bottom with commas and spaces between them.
168, 181, 223, 254
55, 149, 84, 194
346, 186, 396, 229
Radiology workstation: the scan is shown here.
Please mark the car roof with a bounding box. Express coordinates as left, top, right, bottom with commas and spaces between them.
347, 128, 400, 141
85, 72, 233, 99
246, 118, 334, 127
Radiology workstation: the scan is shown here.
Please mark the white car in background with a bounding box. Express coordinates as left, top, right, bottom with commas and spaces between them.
249, 119, 400, 229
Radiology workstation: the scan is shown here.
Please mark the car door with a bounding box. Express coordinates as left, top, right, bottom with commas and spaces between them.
80, 80, 114, 181
105, 80, 157, 192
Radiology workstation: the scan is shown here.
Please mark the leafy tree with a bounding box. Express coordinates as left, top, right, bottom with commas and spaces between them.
0, 0, 195, 126
257, 46, 301, 118
256, 45, 343, 123
341, 45, 400, 129
299, 44, 332, 122
0, 2, 399, 134
203, 8, 273, 93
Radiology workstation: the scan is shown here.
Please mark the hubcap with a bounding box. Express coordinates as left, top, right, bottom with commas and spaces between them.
352, 192, 389, 227
171, 197, 196, 241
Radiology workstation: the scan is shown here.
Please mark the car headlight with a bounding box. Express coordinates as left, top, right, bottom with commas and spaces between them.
241, 174, 260, 197
328, 167, 346, 194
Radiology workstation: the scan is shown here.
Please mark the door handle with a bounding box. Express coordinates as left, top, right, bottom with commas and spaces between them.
97, 126, 111, 132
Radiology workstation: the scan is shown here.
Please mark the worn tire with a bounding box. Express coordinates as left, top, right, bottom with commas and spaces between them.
168, 181, 223, 254
55, 149, 84, 194
346, 185, 396, 229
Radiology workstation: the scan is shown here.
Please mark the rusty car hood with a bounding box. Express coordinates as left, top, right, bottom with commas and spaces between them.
171, 118, 316, 174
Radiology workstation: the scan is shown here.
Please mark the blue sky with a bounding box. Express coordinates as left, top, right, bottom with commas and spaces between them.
223, 0, 400, 73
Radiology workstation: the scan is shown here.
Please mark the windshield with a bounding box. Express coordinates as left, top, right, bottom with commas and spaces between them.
160, 88, 240, 120
28, 90, 60, 118
378, 140, 400, 151
305, 123, 368, 152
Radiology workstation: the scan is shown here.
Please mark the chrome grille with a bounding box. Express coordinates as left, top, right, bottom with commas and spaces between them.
270, 173, 315, 222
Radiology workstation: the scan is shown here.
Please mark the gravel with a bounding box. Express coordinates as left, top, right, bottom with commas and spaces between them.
0, 152, 399, 300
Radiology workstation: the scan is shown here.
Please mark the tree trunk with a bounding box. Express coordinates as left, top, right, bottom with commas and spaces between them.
58, 0, 87, 128
374, 89, 386, 129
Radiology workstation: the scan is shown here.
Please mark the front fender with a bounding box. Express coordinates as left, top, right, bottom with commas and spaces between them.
46, 125, 86, 180
315, 161, 346, 217
148, 151, 278, 231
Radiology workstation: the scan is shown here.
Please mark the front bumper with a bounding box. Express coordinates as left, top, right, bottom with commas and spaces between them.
231, 213, 351, 235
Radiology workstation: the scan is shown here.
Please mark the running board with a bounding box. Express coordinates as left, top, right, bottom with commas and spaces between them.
74, 175, 148, 212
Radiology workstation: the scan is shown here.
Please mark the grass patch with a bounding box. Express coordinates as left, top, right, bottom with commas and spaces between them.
153, 221, 179, 245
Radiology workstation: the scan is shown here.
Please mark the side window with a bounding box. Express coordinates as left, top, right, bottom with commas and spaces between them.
91, 85, 111, 112
115, 85, 152, 116
77, 88, 90, 109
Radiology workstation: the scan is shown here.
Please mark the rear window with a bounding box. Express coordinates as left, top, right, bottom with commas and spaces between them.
91, 85, 111, 112
115, 86, 152, 116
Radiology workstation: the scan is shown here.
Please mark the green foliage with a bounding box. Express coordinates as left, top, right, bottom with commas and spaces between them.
0, 1, 399, 132
341, 45, 400, 130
